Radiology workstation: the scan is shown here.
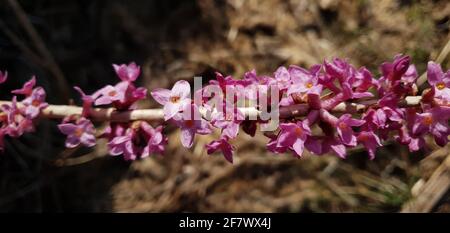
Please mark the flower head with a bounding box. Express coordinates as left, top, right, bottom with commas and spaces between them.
357, 131, 382, 159
276, 121, 311, 157
336, 114, 365, 147
206, 137, 235, 163
22, 87, 48, 119
426, 61, 450, 102
106, 121, 166, 160
1, 97, 34, 137
151, 80, 191, 120
173, 104, 212, 148
113, 62, 141, 82
412, 106, 450, 146
58, 118, 96, 148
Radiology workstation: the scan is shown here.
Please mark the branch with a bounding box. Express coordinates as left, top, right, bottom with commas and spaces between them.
0, 96, 422, 122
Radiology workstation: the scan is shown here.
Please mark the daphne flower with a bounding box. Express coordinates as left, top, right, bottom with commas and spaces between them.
22, 87, 48, 119
336, 114, 365, 147
0, 70, 7, 84
412, 106, 450, 146
58, 118, 96, 148
206, 137, 235, 163
271, 66, 292, 90
113, 62, 141, 82
151, 80, 192, 120
1, 97, 34, 137
288, 65, 322, 95
357, 131, 382, 159
94, 84, 126, 106
74, 86, 101, 117
277, 121, 311, 157
322, 136, 347, 158
141, 123, 166, 156
106, 121, 166, 160
11, 76, 36, 96
211, 103, 244, 139
173, 104, 212, 148
426, 61, 450, 102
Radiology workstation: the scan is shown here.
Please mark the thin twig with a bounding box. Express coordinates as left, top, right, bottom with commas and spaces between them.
0, 96, 422, 122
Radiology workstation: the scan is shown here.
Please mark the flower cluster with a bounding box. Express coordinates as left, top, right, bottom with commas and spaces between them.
0, 75, 48, 151
0, 55, 449, 163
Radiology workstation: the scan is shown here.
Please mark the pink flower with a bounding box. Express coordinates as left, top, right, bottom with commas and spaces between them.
322, 136, 347, 158
151, 80, 191, 120
206, 137, 235, 163
272, 66, 291, 90
0, 70, 7, 84
113, 62, 141, 82
74, 86, 101, 117
336, 114, 365, 147
277, 121, 311, 157
140, 123, 166, 156
1, 97, 34, 137
287, 65, 323, 97
173, 104, 212, 148
412, 106, 450, 146
106, 121, 167, 160
357, 131, 382, 159
211, 104, 244, 139
426, 61, 450, 102
11, 76, 36, 96
94, 83, 126, 106
21, 87, 48, 119
58, 118, 96, 148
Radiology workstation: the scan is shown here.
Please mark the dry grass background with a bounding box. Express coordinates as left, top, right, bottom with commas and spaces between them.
1, 0, 450, 212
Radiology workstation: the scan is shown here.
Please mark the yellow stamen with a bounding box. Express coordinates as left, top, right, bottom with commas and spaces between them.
170, 96, 180, 103
74, 128, 84, 137
436, 82, 446, 90
108, 90, 117, 97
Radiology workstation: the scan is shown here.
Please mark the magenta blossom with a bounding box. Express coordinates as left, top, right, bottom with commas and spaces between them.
336, 114, 365, 147
287, 64, 322, 96
357, 131, 382, 159
94, 83, 126, 106
74, 86, 101, 117
323, 136, 347, 158
426, 61, 450, 102
210, 104, 244, 139
271, 66, 291, 90
113, 62, 141, 82
1, 97, 34, 137
412, 106, 450, 146
22, 87, 48, 119
151, 80, 192, 120
173, 104, 212, 148
277, 121, 311, 157
0, 70, 7, 84
58, 118, 96, 148
11, 76, 36, 96
206, 137, 235, 163
107, 121, 166, 160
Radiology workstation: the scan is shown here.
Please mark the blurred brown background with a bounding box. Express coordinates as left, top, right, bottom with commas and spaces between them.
0, 0, 450, 212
